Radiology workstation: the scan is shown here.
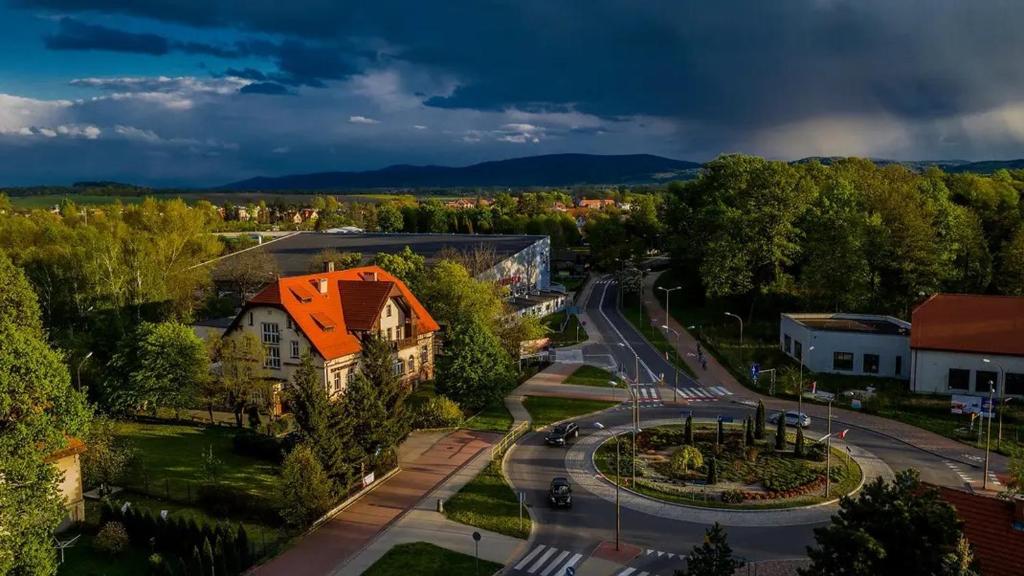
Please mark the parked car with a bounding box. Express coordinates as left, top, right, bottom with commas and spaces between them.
545, 422, 580, 446
548, 477, 573, 508
768, 411, 811, 428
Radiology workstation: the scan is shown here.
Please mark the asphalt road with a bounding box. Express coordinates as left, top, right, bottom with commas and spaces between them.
503, 277, 974, 576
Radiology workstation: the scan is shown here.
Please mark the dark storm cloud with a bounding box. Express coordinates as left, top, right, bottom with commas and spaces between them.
45, 17, 170, 54
22, 0, 1024, 131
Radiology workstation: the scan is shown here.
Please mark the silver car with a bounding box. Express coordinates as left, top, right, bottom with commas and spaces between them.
768, 411, 811, 428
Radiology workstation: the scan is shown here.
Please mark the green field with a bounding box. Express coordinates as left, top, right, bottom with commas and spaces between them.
114, 422, 281, 508
463, 401, 515, 433
564, 365, 621, 388
363, 542, 503, 576
541, 311, 588, 347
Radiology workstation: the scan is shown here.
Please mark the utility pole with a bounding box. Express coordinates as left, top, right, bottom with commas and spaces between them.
798, 346, 815, 419
983, 358, 1006, 449
615, 434, 621, 551
723, 312, 744, 345
825, 399, 833, 498
984, 381, 995, 490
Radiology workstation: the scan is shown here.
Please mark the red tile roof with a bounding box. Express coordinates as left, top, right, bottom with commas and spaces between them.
936, 485, 1024, 576
911, 294, 1024, 357
242, 266, 439, 361
45, 437, 86, 463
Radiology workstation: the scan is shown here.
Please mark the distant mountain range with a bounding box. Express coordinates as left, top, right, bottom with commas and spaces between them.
219, 153, 1024, 191
218, 153, 702, 190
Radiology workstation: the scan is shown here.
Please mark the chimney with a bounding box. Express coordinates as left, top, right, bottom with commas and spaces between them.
324, 261, 335, 272
318, 278, 329, 295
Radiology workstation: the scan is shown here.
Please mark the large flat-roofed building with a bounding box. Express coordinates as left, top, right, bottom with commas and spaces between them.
779, 313, 911, 379
216, 232, 553, 293
910, 294, 1024, 397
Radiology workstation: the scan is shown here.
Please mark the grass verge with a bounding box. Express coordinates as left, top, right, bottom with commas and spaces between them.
363, 542, 503, 576
445, 461, 530, 539
522, 396, 619, 428
541, 311, 588, 347
564, 365, 621, 388
464, 401, 515, 433
621, 291, 696, 378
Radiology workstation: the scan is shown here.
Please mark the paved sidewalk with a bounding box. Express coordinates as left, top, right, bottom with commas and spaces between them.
641, 272, 1009, 478
253, 429, 499, 576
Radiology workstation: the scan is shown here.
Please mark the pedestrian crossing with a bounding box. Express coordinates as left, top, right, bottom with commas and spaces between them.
675, 386, 732, 401
943, 460, 1001, 487
511, 545, 583, 575
632, 384, 661, 401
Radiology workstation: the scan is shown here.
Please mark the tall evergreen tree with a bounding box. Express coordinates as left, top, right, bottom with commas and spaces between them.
201, 538, 215, 576
189, 546, 204, 576
716, 419, 724, 445
214, 536, 229, 576
755, 401, 766, 440
775, 412, 787, 450
288, 353, 359, 486
676, 523, 744, 576
744, 416, 754, 446
341, 373, 389, 463
802, 470, 971, 576
795, 425, 806, 457
358, 333, 409, 447
684, 414, 694, 445
235, 524, 251, 570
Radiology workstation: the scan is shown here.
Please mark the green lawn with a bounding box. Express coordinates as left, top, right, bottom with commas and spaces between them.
57, 531, 152, 576
620, 291, 696, 378
564, 365, 621, 388
445, 461, 530, 539
114, 422, 281, 510
463, 401, 515, 433
363, 542, 503, 576
522, 396, 618, 428
541, 311, 588, 347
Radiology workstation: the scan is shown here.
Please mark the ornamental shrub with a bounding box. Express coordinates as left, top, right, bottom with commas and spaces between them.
94, 521, 130, 556
668, 446, 704, 479
415, 395, 464, 428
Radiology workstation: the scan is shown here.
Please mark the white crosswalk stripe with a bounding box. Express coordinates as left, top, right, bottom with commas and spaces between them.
616, 569, 636, 576
674, 386, 729, 401
711, 386, 733, 395
513, 545, 584, 575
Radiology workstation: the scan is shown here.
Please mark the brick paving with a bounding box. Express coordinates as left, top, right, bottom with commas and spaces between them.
252, 429, 499, 576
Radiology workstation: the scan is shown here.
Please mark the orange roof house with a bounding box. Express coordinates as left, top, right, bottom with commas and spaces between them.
578, 198, 616, 210
229, 265, 439, 397
911, 294, 1024, 357
935, 485, 1024, 576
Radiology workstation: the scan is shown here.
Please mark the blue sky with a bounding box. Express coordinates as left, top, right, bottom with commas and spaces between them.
2, 1, 1024, 186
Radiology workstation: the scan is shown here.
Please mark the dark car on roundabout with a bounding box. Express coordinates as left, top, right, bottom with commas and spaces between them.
548, 477, 573, 509
545, 421, 580, 446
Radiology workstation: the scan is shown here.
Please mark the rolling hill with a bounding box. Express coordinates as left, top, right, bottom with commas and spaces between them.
218, 153, 702, 190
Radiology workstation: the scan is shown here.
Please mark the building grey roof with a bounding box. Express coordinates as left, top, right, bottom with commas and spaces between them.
784, 313, 911, 336
215, 232, 546, 278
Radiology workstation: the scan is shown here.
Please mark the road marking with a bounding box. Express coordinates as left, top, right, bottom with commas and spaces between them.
596, 279, 657, 383
562, 553, 583, 572
616, 569, 636, 576
540, 551, 570, 576
515, 545, 546, 570
639, 387, 649, 399
528, 548, 557, 573
712, 386, 733, 396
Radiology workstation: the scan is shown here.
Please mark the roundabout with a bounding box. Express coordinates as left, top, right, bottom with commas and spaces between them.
564, 417, 891, 527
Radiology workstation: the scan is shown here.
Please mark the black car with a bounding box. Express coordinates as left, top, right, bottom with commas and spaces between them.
545, 422, 580, 446
548, 477, 573, 508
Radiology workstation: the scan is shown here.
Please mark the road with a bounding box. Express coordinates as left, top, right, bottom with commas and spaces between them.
503, 277, 980, 576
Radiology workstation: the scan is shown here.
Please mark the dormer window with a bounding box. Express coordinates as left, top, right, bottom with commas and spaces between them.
386, 303, 393, 318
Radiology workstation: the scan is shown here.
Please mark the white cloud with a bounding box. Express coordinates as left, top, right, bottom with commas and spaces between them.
0, 93, 73, 133
272, 146, 290, 154
57, 124, 101, 139
413, 125, 428, 130
349, 115, 380, 124
114, 125, 162, 143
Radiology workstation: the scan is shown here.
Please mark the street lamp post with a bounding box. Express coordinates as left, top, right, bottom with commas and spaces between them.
983, 358, 1006, 449
615, 433, 621, 551
723, 312, 744, 345
657, 285, 682, 328
798, 345, 815, 419
472, 531, 481, 576
661, 325, 681, 403
76, 351, 93, 391
984, 380, 995, 490
825, 398, 833, 498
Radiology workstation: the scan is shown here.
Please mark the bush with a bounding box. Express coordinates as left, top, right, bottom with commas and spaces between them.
721, 489, 745, 504
668, 446, 704, 479
794, 426, 806, 457
808, 442, 827, 462
761, 462, 819, 492
94, 521, 130, 556
278, 443, 338, 527
232, 431, 286, 463
706, 457, 718, 485
744, 446, 760, 463
414, 395, 464, 428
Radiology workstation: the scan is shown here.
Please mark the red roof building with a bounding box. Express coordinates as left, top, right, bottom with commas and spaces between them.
936, 485, 1024, 576
909, 294, 1024, 396
230, 265, 439, 397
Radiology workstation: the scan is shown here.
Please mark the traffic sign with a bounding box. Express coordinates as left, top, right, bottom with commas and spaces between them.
566, 567, 576, 576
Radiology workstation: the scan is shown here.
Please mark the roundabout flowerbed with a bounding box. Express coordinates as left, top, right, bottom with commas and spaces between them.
593, 421, 862, 509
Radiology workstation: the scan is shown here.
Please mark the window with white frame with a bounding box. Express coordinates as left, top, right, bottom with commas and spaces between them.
331, 368, 343, 394
386, 303, 393, 317
421, 345, 429, 365
290, 340, 300, 359
387, 327, 393, 340
347, 368, 357, 384
393, 358, 404, 376
265, 345, 281, 369
261, 322, 280, 344
408, 355, 415, 373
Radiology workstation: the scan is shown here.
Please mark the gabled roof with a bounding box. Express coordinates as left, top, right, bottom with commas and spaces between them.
911, 294, 1024, 356
936, 485, 1024, 576
241, 266, 439, 361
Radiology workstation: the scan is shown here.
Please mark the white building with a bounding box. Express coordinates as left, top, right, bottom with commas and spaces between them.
910, 294, 1024, 397
779, 313, 911, 379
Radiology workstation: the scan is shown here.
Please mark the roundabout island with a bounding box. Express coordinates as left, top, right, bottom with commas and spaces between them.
592, 419, 863, 510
